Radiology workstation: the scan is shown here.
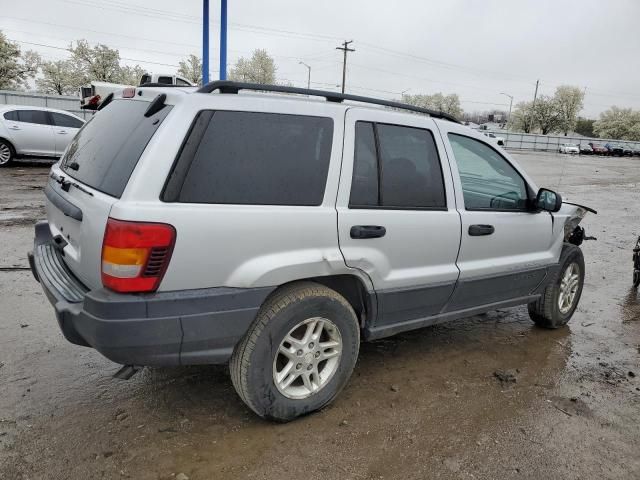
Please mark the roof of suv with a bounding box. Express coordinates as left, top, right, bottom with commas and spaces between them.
196, 81, 461, 123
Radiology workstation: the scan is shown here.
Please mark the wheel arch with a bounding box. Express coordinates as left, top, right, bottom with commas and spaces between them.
264, 274, 376, 330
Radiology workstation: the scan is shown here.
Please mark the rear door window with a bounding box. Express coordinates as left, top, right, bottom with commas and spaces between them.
164, 111, 334, 206
61, 99, 172, 198
349, 121, 446, 209
158, 76, 173, 84
17, 110, 50, 125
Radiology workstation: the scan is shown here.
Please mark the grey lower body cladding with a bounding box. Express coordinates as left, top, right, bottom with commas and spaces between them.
364, 264, 558, 340
30, 221, 273, 366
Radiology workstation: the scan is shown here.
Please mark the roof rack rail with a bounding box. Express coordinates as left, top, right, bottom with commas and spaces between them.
196, 81, 460, 123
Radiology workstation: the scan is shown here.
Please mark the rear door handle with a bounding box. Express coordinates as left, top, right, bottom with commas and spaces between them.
468, 224, 495, 236
57, 130, 68, 134
350, 225, 386, 239
9, 125, 20, 130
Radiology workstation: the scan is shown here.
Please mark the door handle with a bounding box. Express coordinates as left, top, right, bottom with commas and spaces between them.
350, 225, 386, 239
468, 224, 495, 236
9, 125, 20, 130
57, 130, 68, 134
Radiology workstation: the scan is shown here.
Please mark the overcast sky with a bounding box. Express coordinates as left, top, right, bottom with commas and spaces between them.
3, 0, 639, 117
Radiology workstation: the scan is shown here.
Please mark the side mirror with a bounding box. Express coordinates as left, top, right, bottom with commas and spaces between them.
535, 188, 562, 212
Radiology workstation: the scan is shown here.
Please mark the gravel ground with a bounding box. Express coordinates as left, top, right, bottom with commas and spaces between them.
0, 151, 639, 480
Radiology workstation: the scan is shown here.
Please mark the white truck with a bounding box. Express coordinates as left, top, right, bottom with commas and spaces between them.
79, 73, 195, 110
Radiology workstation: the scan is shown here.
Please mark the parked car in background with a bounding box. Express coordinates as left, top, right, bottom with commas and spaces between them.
559, 143, 579, 154
622, 144, 634, 156
483, 132, 505, 146
0, 106, 85, 167
588, 142, 608, 155
631, 144, 640, 156
579, 144, 593, 155
604, 143, 624, 156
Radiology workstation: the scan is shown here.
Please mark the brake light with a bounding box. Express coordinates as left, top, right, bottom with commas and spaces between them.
101, 218, 176, 293
122, 87, 136, 98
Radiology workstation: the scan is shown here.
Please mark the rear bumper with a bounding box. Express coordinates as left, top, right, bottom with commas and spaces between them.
30, 221, 273, 366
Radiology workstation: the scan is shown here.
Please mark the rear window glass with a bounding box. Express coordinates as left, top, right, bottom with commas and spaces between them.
164, 111, 334, 206
61, 99, 171, 198
3, 111, 18, 121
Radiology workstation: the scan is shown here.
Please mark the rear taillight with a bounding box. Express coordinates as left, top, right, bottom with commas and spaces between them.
122, 87, 136, 98
101, 218, 176, 293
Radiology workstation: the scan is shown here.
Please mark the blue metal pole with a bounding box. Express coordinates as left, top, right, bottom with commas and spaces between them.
220, 0, 227, 80
202, 0, 209, 84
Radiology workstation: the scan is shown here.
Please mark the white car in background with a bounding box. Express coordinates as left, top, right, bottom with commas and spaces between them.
559, 143, 579, 155
0, 106, 85, 167
483, 131, 505, 146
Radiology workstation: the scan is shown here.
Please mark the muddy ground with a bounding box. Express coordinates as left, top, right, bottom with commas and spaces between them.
0, 152, 639, 480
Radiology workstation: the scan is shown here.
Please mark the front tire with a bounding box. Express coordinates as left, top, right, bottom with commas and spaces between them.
230, 282, 360, 422
528, 244, 585, 328
0, 139, 15, 167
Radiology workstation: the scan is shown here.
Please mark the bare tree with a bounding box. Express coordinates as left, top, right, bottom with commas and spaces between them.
229, 49, 277, 84
178, 54, 202, 85
0, 30, 40, 90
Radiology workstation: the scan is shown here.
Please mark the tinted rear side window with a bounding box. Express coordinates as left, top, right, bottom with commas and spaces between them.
3, 111, 18, 121
349, 122, 446, 209
61, 99, 172, 198
165, 111, 334, 206
17, 110, 50, 125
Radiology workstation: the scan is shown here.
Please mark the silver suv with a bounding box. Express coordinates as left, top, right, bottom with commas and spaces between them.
30, 82, 594, 421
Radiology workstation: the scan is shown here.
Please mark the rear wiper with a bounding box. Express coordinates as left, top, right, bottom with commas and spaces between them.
50, 172, 94, 197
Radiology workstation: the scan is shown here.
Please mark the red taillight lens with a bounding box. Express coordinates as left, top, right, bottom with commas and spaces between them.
122, 87, 136, 98
101, 218, 176, 293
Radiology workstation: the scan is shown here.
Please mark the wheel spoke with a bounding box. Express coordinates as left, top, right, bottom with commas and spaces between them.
278, 343, 297, 360
301, 372, 315, 392
320, 349, 340, 361
276, 361, 295, 384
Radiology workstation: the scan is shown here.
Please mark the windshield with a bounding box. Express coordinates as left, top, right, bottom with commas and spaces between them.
61, 99, 172, 198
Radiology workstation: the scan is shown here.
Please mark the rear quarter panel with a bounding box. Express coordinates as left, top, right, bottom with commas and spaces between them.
114, 94, 370, 291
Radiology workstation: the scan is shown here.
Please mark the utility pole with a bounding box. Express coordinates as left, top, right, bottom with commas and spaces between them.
299, 61, 311, 89
529, 79, 539, 132
336, 40, 355, 94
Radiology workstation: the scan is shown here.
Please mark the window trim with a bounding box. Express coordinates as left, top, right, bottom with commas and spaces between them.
448, 132, 535, 213
161, 109, 335, 206
348, 120, 448, 211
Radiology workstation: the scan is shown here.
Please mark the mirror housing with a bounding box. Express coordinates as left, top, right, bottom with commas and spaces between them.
535, 188, 562, 212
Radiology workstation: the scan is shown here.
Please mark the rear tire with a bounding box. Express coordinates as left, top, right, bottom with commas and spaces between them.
528, 244, 585, 328
0, 139, 15, 167
230, 281, 360, 422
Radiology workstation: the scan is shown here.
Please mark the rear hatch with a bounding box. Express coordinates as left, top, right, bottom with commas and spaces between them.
45, 97, 172, 289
